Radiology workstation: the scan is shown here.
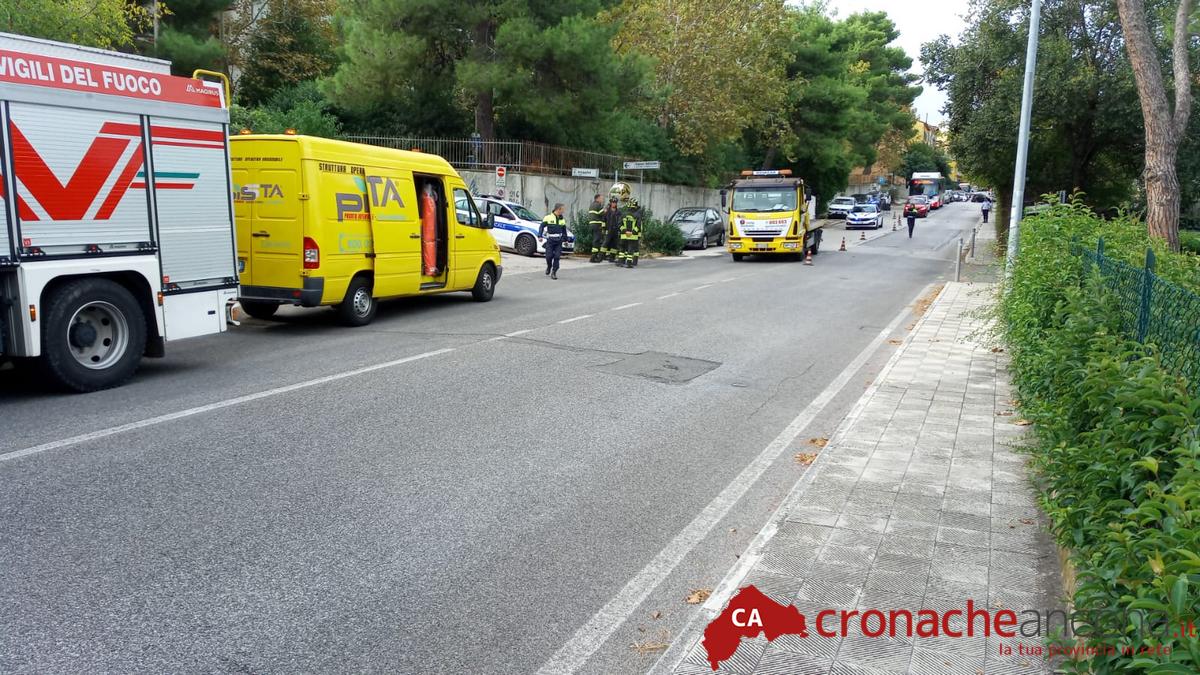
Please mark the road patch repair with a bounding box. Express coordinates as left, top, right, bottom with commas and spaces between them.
653, 282, 1067, 675
592, 352, 721, 384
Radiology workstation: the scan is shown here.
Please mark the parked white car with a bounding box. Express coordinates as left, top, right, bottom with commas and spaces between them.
828, 196, 856, 218
465, 195, 575, 256
845, 203, 884, 229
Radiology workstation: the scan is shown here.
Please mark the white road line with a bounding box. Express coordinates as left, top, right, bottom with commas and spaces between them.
486, 336, 507, 342
536, 293, 920, 675
557, 314, 593, 325
656, 292, 680, 300
505, 329, 533, 337
611, 303, 642, 311
719, 277, 737, 283
693, 284, 713, 291
0, 348, 456, 464
647, 283, 941, 675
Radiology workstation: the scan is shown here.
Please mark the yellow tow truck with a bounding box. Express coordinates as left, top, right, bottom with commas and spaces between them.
721, 170, 822, 261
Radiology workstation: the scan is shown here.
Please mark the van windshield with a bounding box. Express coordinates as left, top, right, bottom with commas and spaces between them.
732, 188, 797, 212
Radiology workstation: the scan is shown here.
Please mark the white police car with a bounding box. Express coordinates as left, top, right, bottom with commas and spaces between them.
468, 194, 575, 257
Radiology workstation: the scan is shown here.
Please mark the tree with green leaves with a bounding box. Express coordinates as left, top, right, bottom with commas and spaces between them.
1, 0, 154, 49
606, 0, 790, 158
233, 0, 337, 106
326, 0, 640, 148
899, 141, 953, 180
1115, 0, 1194, 249
154, 0, 234, 76
747, 6, 920, 207
923, 0, 1144, 236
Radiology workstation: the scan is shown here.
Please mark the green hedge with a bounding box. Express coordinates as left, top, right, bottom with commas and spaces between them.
1000, 198, 1200, 673
1180, 230, 1200, 256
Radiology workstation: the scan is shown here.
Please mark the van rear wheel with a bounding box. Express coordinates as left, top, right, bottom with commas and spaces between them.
240, 300, 279, 320
39, 278, 146, 392
336, 277, 377, 326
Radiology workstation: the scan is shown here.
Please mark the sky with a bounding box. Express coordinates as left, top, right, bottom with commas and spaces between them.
823, 0, 971, 126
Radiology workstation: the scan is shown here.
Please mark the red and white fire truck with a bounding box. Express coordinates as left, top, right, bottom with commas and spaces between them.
0, 33, 239, 392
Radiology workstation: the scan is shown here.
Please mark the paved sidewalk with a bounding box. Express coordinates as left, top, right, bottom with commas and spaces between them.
664, 282, 1066, 675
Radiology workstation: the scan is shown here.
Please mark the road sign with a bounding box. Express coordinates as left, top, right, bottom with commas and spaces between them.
622, 161, 661, 170
571, 167, 600, 178
877, 176, 887, 185
495, 166, 507, 187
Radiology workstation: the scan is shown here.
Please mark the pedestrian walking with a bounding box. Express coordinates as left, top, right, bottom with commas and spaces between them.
587, 194, 606, 263
981, 196, 992, 223
906, 212, 917, 238
540, 203, 568, 279
618, 197, 643, 268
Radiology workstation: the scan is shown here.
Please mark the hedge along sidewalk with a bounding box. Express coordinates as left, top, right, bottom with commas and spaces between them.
654, 282, 1068, 675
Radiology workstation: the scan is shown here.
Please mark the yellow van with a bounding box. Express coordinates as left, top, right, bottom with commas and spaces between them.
230, 135, 502, 325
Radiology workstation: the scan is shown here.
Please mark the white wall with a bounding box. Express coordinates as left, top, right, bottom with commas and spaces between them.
459, 170, 720, 221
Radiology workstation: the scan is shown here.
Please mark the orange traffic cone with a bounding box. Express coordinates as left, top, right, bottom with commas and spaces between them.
803, 248, 813, 265
859, 230, 866, 241
839, 237, 846, 251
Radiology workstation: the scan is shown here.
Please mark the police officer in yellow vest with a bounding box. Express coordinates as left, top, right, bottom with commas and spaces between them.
587, 194, 606, 263
618, 197, 643, 268
540, 203, 568, 279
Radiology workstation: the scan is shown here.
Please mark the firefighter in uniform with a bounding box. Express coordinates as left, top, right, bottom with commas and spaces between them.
587, 194, 606, 262
618, 197, 643, 268
607, 182, 631, 263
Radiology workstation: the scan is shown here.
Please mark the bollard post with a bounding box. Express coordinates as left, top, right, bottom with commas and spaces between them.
968, 228, 977, 260
955, 238, 964, 282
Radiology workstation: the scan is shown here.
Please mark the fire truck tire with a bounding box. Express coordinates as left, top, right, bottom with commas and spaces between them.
40, 278, 146, 393
240, 300, 279, 320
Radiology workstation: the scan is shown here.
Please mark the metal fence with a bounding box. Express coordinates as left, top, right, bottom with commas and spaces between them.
1072, 237, 1200, 393
341, 135, 635, 178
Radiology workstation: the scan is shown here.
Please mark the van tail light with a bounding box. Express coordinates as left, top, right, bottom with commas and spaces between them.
303, 237, 320, 269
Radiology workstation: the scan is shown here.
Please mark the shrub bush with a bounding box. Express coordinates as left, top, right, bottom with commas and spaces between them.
1000, 197, 1200, 673
570, 210, 596, 254
640, 210, 685, 256
1181, 230, 1200, 256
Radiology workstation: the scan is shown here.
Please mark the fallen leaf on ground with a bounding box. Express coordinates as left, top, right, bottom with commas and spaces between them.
632, 629, 671, 655
685, 589, 711, 605
887, 338, 903, 346
1019, 518, 1035, 525
651, 610, 662, 620
1013, 419, 1033, 426
991, 347, 1005, 353
996, 411, 1013, 416
795, 452, 819, 466
912, 284, 945, 317
729, 528, 737, 534
808, 437, 829, 448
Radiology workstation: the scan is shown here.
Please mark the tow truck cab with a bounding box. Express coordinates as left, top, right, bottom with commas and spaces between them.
721, 170, 822, 261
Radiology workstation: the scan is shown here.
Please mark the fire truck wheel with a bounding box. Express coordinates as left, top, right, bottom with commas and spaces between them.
240, 300, 279, 320
40, 278, 146, 392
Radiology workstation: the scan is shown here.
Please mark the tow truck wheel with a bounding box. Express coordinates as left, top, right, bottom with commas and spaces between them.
732, 253, 744, 262
40, 278, 146, 392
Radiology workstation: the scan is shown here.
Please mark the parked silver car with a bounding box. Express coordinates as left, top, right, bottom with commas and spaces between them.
845, 203, 884, 229
669, 207, 726, 249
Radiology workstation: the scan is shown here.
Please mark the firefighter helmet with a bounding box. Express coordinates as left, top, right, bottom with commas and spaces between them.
609, 182, 632, 206
628, 197, 640, 210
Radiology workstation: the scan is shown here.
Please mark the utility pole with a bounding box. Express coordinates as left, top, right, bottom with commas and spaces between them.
1005, 0, 1043, 278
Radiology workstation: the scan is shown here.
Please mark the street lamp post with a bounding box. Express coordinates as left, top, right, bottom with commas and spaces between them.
1005, 0, 1043, 278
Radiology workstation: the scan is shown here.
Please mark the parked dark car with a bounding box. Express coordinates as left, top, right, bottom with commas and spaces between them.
669, 207, 726, 249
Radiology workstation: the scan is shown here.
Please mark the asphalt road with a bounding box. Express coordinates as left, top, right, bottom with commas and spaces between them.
0, 202, 983, 674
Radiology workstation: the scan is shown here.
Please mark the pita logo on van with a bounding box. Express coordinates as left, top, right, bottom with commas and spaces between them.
233, 183, 284, 203
336, 176, 405, 221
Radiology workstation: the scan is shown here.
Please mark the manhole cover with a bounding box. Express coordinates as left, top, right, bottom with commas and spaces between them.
593, 351, 720, 384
